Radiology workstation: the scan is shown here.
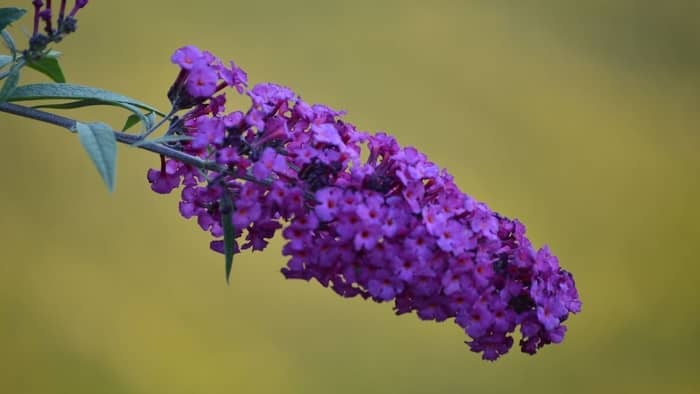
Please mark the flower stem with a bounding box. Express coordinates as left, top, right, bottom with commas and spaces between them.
139, 107, 177, 140
0, 102, 218, 171
0, 102, 311, 197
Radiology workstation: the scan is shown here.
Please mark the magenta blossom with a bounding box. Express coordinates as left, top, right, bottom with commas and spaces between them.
147, 45, 581, 361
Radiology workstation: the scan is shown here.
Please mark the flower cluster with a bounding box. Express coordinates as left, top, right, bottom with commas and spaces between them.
147, 45, 581, 360
167, 45, 248, 111
27, 0, 89, 55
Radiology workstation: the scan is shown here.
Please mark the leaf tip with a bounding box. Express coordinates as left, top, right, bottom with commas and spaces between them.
75, 121, 117, 193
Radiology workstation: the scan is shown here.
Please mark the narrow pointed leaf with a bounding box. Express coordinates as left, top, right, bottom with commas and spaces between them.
8, 83, 165, 116
32, 98, 106, 110
75, 122, 117, 192
122, 111, 155, 133
30, 98, 151, 131
0, 61, 20, 103
27, 56, 66, 83
121, 114, 141, 131
220, 194, 236, 283
0, 8, 26, 32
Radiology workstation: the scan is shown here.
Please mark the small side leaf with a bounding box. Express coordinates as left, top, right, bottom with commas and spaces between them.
0, 8, 27, 32
0, 61, 20, 103
27, 56, 66, 83
75, 122, 117, 192
121, 114, 141, 131
122, 111, 155, 133
220, 194, 236, 283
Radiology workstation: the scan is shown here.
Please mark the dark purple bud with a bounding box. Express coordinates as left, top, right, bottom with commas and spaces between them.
38, 9, 53, 35
32, 1, 44, 35
68, 0, 88, 17
28, 34, 50, 52
39, 9, 51, 20
60, 16, 76, 33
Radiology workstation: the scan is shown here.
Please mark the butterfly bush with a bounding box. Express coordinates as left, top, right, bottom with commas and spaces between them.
147, 45, 581, 361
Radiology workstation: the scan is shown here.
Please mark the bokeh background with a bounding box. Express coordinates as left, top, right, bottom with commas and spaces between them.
1, 0, 699, 393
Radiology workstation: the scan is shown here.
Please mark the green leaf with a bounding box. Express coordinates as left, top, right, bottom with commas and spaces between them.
220, 194, 236, 283
122, 111, 157, 133
131, 134, 192, 147
27, 56, 66, 83
32, 98, 106, 110
30, 98, 152, 132
0, 30, 17, 59
121, 114, 141, 131
0, 55, 11, 69
0, 8, 26, 32
8, 83, 165, 116
0, 61, 20, 103
74, 122, 117, 192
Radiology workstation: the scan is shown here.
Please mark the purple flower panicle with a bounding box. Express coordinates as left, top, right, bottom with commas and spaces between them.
148, 46, 581, 360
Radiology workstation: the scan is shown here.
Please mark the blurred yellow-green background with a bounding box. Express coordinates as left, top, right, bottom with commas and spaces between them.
1, 0, 699, 393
